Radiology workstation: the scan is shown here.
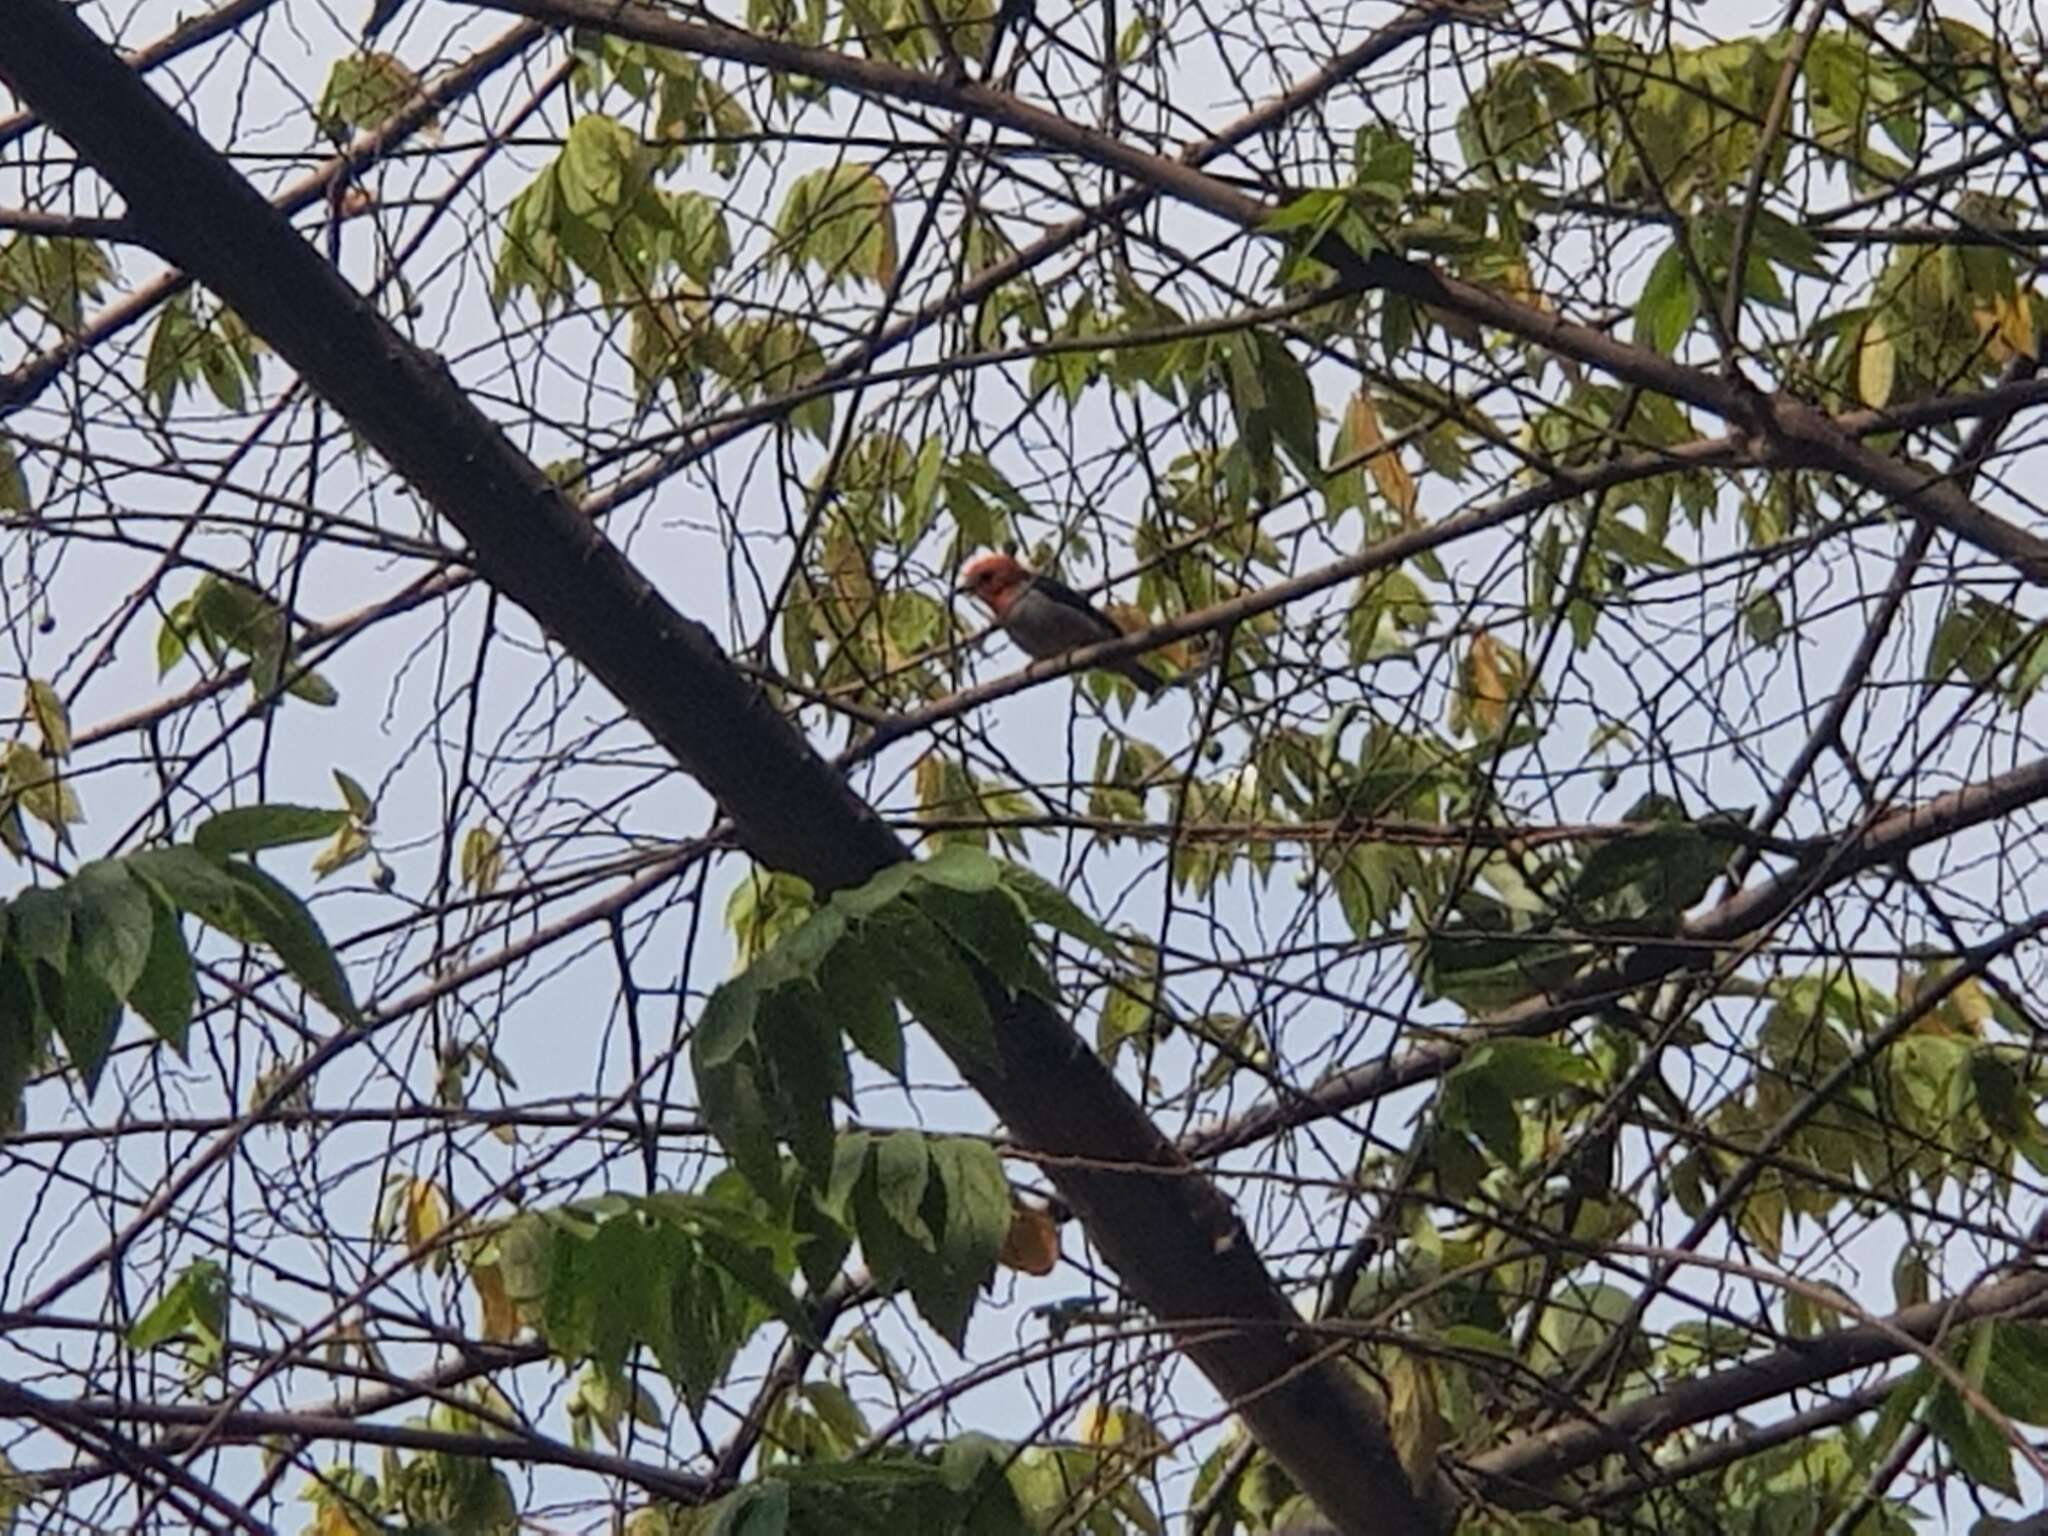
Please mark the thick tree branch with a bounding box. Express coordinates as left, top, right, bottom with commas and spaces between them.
0, 5, 1444, 1531
0, 19, 544, 415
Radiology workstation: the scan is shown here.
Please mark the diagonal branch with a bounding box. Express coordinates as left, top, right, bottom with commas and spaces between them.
0, 5, 1445, 1531
1465, 1270, 2048, 1500
476, 0, 2048, 589
1188, 747, 2048, 1160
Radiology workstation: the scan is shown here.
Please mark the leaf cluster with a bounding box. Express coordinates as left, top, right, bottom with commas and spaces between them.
0, 802, 357, 1129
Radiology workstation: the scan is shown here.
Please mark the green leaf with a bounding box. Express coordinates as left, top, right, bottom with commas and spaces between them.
5, 740, 82, 842
1599, 519, 1684, 572
1570, 819, 1732, 925
315, 51, 427, 136
197, 333, 246, 413
125, 845, 244, 921
754, 988, 843, 1186
1928, 596, 2026, 690
1743, 591, 1785, 647
872, 1131, 933, 1246
69, 860, 154, 1003
129, 897, 195, 1054
698, 1055, 784, 1197
915, 844, 1003, 893
1926, 1377, 2017, 1496
193, 804, 350, 860
10, 885, 70, 975
1252, 332, 1319, 475
1353, 125, 1415, 201
929, 1137, 1009, 1292
1461, 1038, 1600, 1099
913, 883, 1048, 1002
221, 861, 357, 1024
560, 113, 643, 226
819, 935, 903, 1077
332, 770, 375, 824
126, 1259, 227, 1355
872, 905, 997, 1068
996, 862, 1123, 957
0, 982, 31, 1137
696, 976, 763, 1069
1986, 1321, 2048, 1426
1634, 243, 1697, 355
50, 953, 119, 1096
706, 1480, 790, 1536
143, 292, 200, 414
692, 1220, 818, 1347
750, 905, 848, 992
1444, 1068, 1521, 1164
1533, 1281, 1634, 1371
774, 163, 898, 290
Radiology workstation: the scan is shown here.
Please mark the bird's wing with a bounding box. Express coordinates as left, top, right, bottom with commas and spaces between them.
1026, 574, 1123, 639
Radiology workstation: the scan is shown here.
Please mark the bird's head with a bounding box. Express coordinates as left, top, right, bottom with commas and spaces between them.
956, 551, 1034, 615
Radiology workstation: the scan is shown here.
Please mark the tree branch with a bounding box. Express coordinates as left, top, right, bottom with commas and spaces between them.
0, 6, 1444, 1530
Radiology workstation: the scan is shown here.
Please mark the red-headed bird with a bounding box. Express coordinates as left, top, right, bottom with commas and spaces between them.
957, 552, 1163, 698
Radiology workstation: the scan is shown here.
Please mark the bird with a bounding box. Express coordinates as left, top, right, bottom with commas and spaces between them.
956, 551, 1164, 697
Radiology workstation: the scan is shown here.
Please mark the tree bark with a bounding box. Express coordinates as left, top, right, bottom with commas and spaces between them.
0, 5, 1443, 1530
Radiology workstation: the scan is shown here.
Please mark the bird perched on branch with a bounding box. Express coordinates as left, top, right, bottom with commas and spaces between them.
956, 552, 1163, 698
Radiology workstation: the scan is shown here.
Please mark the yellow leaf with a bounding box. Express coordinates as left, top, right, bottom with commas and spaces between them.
1072, 1400, 1166, 1459
1465, 631, 1510, 737
1100, 600, 1192, 672
1948, 974, 1993, 1031
311, 821, 371, 880
470, 1258, 520, 1341
1385, 1352, 1442, 1492
1338, 392, 1417, 522
24, 678, 69, 759
1075, 1398, 1110, 1444
998, 1202, 1060, 1275
460, 824, 504, 895
4, 739, 81, 840
821, 528, 878, 637
403, 1177, 448, 1268
1858, 313, 1896, 406
1736, 1178, 1784, 1259
1989, 290, 2040, 360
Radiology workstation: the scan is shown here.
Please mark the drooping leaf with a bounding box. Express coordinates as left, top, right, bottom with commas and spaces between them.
193, 804, 350, 861
1634, 241, 1698, 354
461, 824, 505, 895
24, 679, 69, 760
316, 51, 428, 136
4, 741, 81, 843
219, 860, 357, 1024
69, 860, 154, 1003
126, 1259, 228, 1359
774, 163, 898, 290
128, 896, 195, 1054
